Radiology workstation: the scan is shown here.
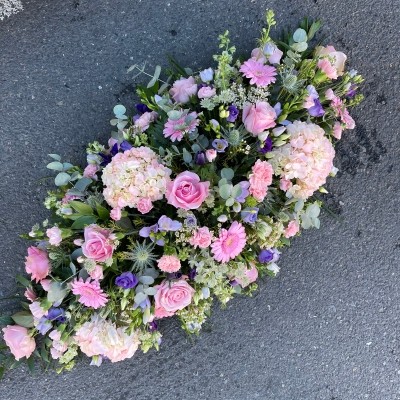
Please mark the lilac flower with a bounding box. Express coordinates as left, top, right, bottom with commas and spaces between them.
273, 102, 282, 117
195, 151, 206, 165
199, 68, 214, 83
115, 272, 138, 289
185, 214, 197, 228
258, 249, 274, 263
136, 103, 151, 114
47, 307, 66, 323
227, 105, 239, 122
258, 136, 273, 154
346, 84, 357, 98
308, 98, 325, 117
235, 181, 250, 203
212, 139, 229, 153
139, 224, 164, 246
120, 140, 133, 151
241, 207, 259, 224
37, 317, 52, 335
157, 216, 182, 232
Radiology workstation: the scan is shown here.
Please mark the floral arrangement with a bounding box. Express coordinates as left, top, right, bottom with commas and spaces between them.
0, 11, 363, 375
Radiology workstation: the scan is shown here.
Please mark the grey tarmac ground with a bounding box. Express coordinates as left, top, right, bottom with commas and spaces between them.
0, 0, 399, 399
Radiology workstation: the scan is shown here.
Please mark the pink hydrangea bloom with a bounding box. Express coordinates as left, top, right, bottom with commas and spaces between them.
163, 111, 199, 142
189, 226, 213, 249
242, 101, 277, 135
157, 255, 181, 273
102, 146, 171, 218
81, 225, 116, 263
249, 160, 274, 202
74, 315, 140, 363
239, 59, 277, 87
284, 220, 300, 238
271, 121, 335, 199
25, 246, 51, 283
2, 325, 36, 361
154, 279, 195, 318
46, 226, 62, 246
169, 76, 198, 103
211, 221, 247, 263
71, 278, 108, 309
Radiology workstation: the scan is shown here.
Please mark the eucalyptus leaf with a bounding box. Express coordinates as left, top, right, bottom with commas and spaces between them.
134, 292, 147, 305
55, 172, 71, 187
183, 148, 192, 164
219, 183, 233, 199
231, 184, 242, 198
11, 311, 34, 328
139, 276, 155, 285
147, 65, 161, 88
144, 287, 157, 296
306, 203, 320, 218
113, 104, 126, 117
191, 144, 201, 153
74, 177, 92, 192
71, 248, 83, 260
291, 41, 308, 52
221, 168, 234, 181
167, 110, 182, 120
225, 197, 235, 207
46, 161, 64, 171
48, 154, 61, 161
47, 282, 68, 304
69, 262, 77, 275
293, 28, 307, 43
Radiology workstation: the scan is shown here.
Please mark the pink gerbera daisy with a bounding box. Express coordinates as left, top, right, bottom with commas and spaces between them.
71, 278, 108, 309
211, 221, 247, 263
239, 59, 277, 87
163, 111, 199, 142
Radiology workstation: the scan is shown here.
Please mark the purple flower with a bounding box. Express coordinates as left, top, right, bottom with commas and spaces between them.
37, 317, 52, 335
258, 136, 273, 154
47, 307, 66, 323
258, 249, 274, 263
120, 140, 133, 151
148, 321, 158, 332
139, 224, 164, 246
188, 268, 197, 280
167, 272, 183, 280
308, 98, 325, 117
273, 102, 282, 117
346, 84, 357, 98
241, 207, 259, 224
212, 139, 229, 153
115, 272, 138, 289
227, 105, 239, 122
194, 151, 206, 165
235, 181, 250, 203
136, 103, 151, 114
185, 214, 197, 228
157, 216, 182, 232
99, 143, 118, 166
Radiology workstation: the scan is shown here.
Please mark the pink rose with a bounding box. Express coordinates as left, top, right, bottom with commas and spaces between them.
81, 225, 115, 262
333, 122, 343, 140
166, 171, 209, 210
89, 264, 104, 281
136, 198, 153, 214
154, 279, 195, 318
189, 227, 212, 249
284, 220, 300, 238
317, 45, 347, 79
25, 246, 51, 282
157, 255, 181, 273
198, 86, 216, 99
110, 207, 122, 221
205, 149, 217, 162
83, 164, 99, 180
2, 325, 36, 361
169, 76, 198, 104
235, 264, 259, 288
242, 101, 276, 136
134, 111, 158, 132
46, 226, 62, 246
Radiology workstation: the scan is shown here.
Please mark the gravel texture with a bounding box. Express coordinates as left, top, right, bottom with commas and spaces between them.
0, 0, 399, 399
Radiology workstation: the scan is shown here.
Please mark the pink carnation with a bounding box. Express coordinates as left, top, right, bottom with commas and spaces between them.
157, 255, 181, 273
71, 278, 108, 309
169, 76, 198, 103
46, 226, 62, 246
163, 111, 199, 142
239, 59, 277, 87
25, 246, 51, 283
249, 160, 274, 202
211, 221, 247, 263
154, 279, 195, 318
189, 226, 213, 249
89, 265, 104, 281
284, 220, 300, 238
271, 121, 335, 199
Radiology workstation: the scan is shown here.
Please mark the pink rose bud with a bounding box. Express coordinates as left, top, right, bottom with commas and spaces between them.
2, 325, 36, 361
81, 225, 115, 262
136, 198, 153, 214
169, 76, 198, 104
284, 220, 300, 238
205, 149, 217, 162
189, 226, 213, 249
166, 171, 209, 210
25, 246, 51, 282
110, 207, 122, 221
197, 86, 216, 99
46, 226, 63, 246
242, 101, 277, 135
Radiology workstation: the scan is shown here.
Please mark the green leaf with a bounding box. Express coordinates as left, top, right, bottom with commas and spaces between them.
74, 177, 92, 192
113, 104, 126, 117
55, 172, 71, 187
26, 356, 35, 374
116, 216, 133, 231
69, 201, 93, 216
221, 168, 234, 181
293, 28, 307, 43
11, 311, 34, 328
182, 148, 192, 164
308, 20, 322, 40
71, 215, 97, 229
219, 183, 233, 199
69, 262, 77, 275
96, 203, 110, 220
147, 65, 161, 88
291, 41, 308, 52
48, 154, 61, 161
62, 162, 74, 171
0, 316, 13, 326
46, 161, 64, 171
0, 365, 4, 380
47, 281, 68, 304
16, 274, 31, 288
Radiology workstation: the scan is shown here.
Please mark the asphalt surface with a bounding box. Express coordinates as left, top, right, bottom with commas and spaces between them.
0, 0, 399, 399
